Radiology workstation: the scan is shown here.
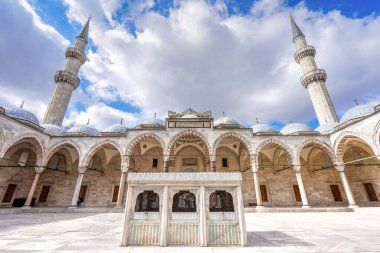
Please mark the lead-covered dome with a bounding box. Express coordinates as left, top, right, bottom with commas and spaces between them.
42, 124, 65, 135
251, 123, 275, 134
67, 124, 99, 136
280, 123, 312, 135
102, 125, 127, 133
315, 122, 339, 134
5, 106, 39, 125
142, 118, 165, 126
214, 117, 238, 127
340, 104, 375, 123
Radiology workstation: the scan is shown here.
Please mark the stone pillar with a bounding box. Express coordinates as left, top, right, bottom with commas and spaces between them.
121, 185, 133, 246
199, 185, 207, 246
163, 156, 169, 173
160, 185, 169, 246
251, 162, 263, 208
116, 165, 128, 208
336, 164, 358, 208
23, 166, 45, 208
70, 167, 87, 207
210, 154, 216, 172
236, 186, 247, 246
294, 165, 310, 208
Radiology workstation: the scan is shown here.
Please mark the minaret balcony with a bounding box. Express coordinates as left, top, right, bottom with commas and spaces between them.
54, 70, 80, 89
65, 47, 86, 64
300, 69, 327, 88
294, 46, 316, 63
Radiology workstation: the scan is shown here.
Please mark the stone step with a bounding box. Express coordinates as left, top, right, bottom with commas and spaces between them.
244, 206, 354, 213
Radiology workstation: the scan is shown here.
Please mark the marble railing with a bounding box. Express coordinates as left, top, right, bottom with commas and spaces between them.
209, 212, 236, 221
208, 222, 240, 245
168, 222, 199, 245
128, 221, 160, 245
133, 212, 160, 220
171, 212, 198, 220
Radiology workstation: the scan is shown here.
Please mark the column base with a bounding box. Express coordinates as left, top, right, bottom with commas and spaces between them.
302, 205, 311, 208
21, 205, 32, 209
68, 206, 79, 209
256, 205, 265, 209
348, 204, 359, 208
114, 206, 124, 209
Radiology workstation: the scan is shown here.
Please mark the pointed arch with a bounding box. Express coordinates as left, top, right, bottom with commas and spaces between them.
126, 132, 165, 156
254, 138, 295, 165
80, 139, 123, 168
295, 139, 336, 165
42, 140, 82, 167
212, 132, 253, 156
166, 130, 212, 156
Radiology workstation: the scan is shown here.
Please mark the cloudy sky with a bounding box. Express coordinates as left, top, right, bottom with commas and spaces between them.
0, 0, 379, 130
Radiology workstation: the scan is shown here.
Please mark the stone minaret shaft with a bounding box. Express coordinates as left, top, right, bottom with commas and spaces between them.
43, 18, 90, 126
290, 15, 338, 124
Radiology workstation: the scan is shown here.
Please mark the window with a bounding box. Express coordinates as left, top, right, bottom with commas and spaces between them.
135, 191, 159, 212
112, 186, 119, 202
209, 191, 234, 212
38, 186, 51, 202
222, 158, 228, 168
363, 183, 378, 201
172, 191, 196, 212
2, 184, 16, 203
260, 185, 268, 202
152, 158, 158, 168
79, 185, 88, 202
330, 185, 343, 202
293, 185, 301, 202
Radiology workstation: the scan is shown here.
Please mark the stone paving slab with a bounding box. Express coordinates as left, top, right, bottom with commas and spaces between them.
0, 211, 380, 252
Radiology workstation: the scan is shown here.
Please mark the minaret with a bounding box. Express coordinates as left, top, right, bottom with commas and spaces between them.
43, 18, 90, 126
290, 15, 338, 124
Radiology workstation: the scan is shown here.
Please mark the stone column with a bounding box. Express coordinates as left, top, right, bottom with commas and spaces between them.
23, 166, 45, 208
199, 185, 207, 246
160, 185, 169, 246
70, 167, 87, 207
251, 162, 263, 208
121, 185, 133, 246
163, 156, 169, 173
336, 164, 358, 208
294, 165, 310, 208
236, 186, 247, 246
210, 154, 216, 172
116, 165, 128, 208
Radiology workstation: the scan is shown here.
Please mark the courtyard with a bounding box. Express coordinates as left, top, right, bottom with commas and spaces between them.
0, 209, 380, 252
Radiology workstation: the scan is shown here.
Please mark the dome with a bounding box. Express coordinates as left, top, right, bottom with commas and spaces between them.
102, 125, 127, 133
67, 124, 99, 136
315, 122, 339, 134
5, 106, 39, 125
214, 117, 239, 127
340, 104, 375, 123
280, 123, 312, 135
141, 118, 165, 127
42, 124, 65, 136
251, 123, 275, 134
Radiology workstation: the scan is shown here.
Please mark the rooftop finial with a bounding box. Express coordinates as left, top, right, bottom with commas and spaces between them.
354, 99, 359, 105
256, 117, 259, 124
77, 16, 90, 42
87, 119, 90, 125
154, 113, 156, 118
222, 111, 225, 117
289, 14, 304, 42
121, 118, 123, 125
20, 100, 24, 108
290, 119, 293, 123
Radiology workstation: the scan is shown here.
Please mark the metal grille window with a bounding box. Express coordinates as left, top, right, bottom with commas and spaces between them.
209, 191, 234, 212
135, 191, 159, 212
172, 191, 196, 212
222, 158, 228, 168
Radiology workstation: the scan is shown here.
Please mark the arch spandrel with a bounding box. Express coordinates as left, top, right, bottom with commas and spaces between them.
43, 140, 82, 167
166, 130, 212, 156
80, 139, 123, 168
212, 132, 253, 157
295, 139, 336, 165
254, 138, 295, 165
126, 132, 165, 156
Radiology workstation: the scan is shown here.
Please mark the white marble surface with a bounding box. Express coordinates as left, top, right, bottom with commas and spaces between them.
0, 209, 380, 252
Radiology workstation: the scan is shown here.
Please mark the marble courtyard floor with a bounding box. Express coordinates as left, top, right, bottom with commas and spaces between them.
0, 210, 380, 252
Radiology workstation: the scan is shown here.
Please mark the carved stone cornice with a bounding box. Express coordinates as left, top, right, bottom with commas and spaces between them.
294, 46, 316, 63
65, 47, 86, 64
54, 70, 80, 89
300, 69, 327, 88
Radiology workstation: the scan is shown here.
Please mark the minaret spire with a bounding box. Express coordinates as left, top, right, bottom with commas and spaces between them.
290, 15, 338, 125
43, 18, 90, 126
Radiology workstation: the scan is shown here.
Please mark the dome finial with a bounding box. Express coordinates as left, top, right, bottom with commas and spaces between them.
20, 100, 24, 108
154, 112, 156, 118
121, 118, 123, 125
290, 119, 293, 123
354, 99, 359, 105
87, 119, 90, 125
222, 111, 225, 117
256, 117, 259, 124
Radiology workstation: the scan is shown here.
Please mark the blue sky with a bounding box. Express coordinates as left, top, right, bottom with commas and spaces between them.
1, 0, 380, 130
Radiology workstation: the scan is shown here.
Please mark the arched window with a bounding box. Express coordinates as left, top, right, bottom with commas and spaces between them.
209, 191, 234, 212
172, 191, 196, 212
135, 191, 159, 212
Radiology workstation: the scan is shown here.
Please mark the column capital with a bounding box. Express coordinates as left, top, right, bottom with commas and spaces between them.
335, 164, 345, 172
251, 162, 259, 173
78, 166, 87, 174
293, 164, 302, 173
121, 165, 128, 173
209, 154, 216, 161
34, 166, 45, 174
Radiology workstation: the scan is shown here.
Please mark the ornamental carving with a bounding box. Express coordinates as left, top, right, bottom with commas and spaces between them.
294, 46, 316, 63
168, 108, 212, 118
300, 69, 327, 88
54, 70, 80, 88
65, 47, 86, 64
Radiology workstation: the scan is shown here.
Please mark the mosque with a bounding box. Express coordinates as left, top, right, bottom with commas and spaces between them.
0, 16, 379, 211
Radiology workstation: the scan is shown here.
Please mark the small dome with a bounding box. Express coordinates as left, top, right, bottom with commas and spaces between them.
214, 117, 238, 127
182, 114, 198, 118
42, 124, 65, 136
67, 124, 99, 136
280, 123, 312, 135
315, 122, 339, 134
5, 107, 39, 125
340, 104, 375, 123
141, 118, 165, 127
102, 125, 127, 133
251, 123, 275, 134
